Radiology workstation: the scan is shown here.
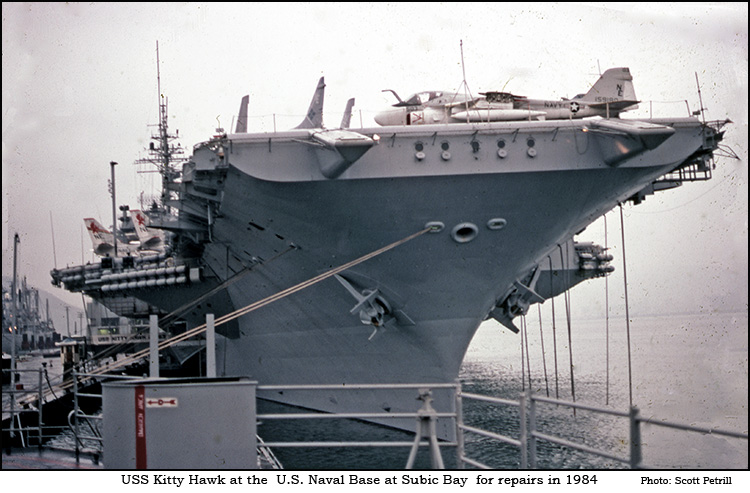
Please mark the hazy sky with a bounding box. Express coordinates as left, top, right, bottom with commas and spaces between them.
2, 3, 748, 318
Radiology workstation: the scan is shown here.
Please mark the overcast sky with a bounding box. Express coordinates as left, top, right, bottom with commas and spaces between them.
2, 3, 748, 318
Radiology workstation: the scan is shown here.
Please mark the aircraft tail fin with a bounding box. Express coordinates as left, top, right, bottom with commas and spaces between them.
581, 67, 638, 105
130, 209, 165, 250
340, 98, 355, 129
235, 95, 249, 133
295, 77, 326, 129
84, 218, 114, 256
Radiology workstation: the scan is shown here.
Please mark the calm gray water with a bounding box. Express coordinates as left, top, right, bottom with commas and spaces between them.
260, 311, 747, 469
33, 312, 749, 469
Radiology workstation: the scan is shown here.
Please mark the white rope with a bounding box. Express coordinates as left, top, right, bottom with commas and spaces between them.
73, 226, 434, 382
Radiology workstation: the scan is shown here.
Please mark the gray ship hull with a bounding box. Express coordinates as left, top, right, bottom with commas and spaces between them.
189, 118, 709, 435
53, 115, 724, 438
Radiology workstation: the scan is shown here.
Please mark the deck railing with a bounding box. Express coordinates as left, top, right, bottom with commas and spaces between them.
4, 372, 747, 469
2, 367, 55, 449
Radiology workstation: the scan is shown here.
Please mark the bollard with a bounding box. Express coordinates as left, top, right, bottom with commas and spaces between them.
405, 388, 445, 469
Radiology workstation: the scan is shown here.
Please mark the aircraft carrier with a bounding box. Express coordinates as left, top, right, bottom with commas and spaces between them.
50, 71, 729, 439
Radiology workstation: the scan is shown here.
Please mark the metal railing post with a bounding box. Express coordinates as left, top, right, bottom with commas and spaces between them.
529, 394, 537, 469
629, 406, 642, 469
73, 370, 80, 463
9, 368, 16, 449
149, 314, 159, 378
454, 380, 465, 469
519, 390, 528, 469
38, 368, 43, 450
405, 388, 445, 469
206, 313, 216, 378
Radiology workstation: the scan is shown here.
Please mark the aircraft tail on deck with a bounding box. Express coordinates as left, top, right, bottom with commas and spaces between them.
130, 209, 165, 251
84, 218, 115, 256
295, 77, 326, 129
340, 98, 355, 129
235, 95, 249, 133
580, 67, 638, 110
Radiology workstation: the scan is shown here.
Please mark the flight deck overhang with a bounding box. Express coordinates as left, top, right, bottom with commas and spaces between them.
309, 129, 376, 178
585, 118, 676, 166
218, 117, 707, 183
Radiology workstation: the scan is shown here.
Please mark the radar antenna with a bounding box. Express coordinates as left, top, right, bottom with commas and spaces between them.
135, 41, 185, 214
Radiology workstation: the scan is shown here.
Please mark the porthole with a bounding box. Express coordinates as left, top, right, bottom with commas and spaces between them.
415, 142, 424, 152
451, 222, 479, 243
527, 138, 535, 147
441, 141, 450, 151
487, 218, 508, 230
425, 221, 445, 233
497, 140, 506, 148
471, 141, 480, 153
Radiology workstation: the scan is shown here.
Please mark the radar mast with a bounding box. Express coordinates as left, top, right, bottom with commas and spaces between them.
135, 41, 184, 215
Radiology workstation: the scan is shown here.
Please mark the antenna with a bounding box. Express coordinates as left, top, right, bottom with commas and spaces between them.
157, 41, 162, 117
49, 211, 58, 269
81, 222, 85, 264
460, 40, 468, 85
694, 72, 706, 124
135, 41, 184, 216
456, 40, 476, 122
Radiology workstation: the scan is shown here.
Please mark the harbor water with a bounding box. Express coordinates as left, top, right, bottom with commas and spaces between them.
259, 310, 747, 469
5, 312, 746, 469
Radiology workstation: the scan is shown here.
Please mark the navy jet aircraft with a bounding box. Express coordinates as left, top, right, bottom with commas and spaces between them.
374, 67, 638, 126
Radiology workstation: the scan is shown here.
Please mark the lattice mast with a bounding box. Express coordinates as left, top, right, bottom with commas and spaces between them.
135, 41, 184, 215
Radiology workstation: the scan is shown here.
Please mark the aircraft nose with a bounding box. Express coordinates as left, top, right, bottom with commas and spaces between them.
374, 108, 405, 126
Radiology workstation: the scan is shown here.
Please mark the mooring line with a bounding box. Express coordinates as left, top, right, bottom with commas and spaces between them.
559, 243, 577, 415
73, 245, 299, 373
537, 304, 550, 397
548, 255, 560, 399
70, 226, 434, 382
518, 318, 526, 392
522, 315, 532, 391
604, 213, 611, 406
619, 204, 634, 409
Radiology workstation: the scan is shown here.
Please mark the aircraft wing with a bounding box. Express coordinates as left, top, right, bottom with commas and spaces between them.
444, 97, 483, 109
588, 100, 640, 112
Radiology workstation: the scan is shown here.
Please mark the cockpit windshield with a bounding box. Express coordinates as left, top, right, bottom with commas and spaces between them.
402, 91, 443, 106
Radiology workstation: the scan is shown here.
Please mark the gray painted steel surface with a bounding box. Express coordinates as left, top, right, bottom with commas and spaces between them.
103, 377, 257, 469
